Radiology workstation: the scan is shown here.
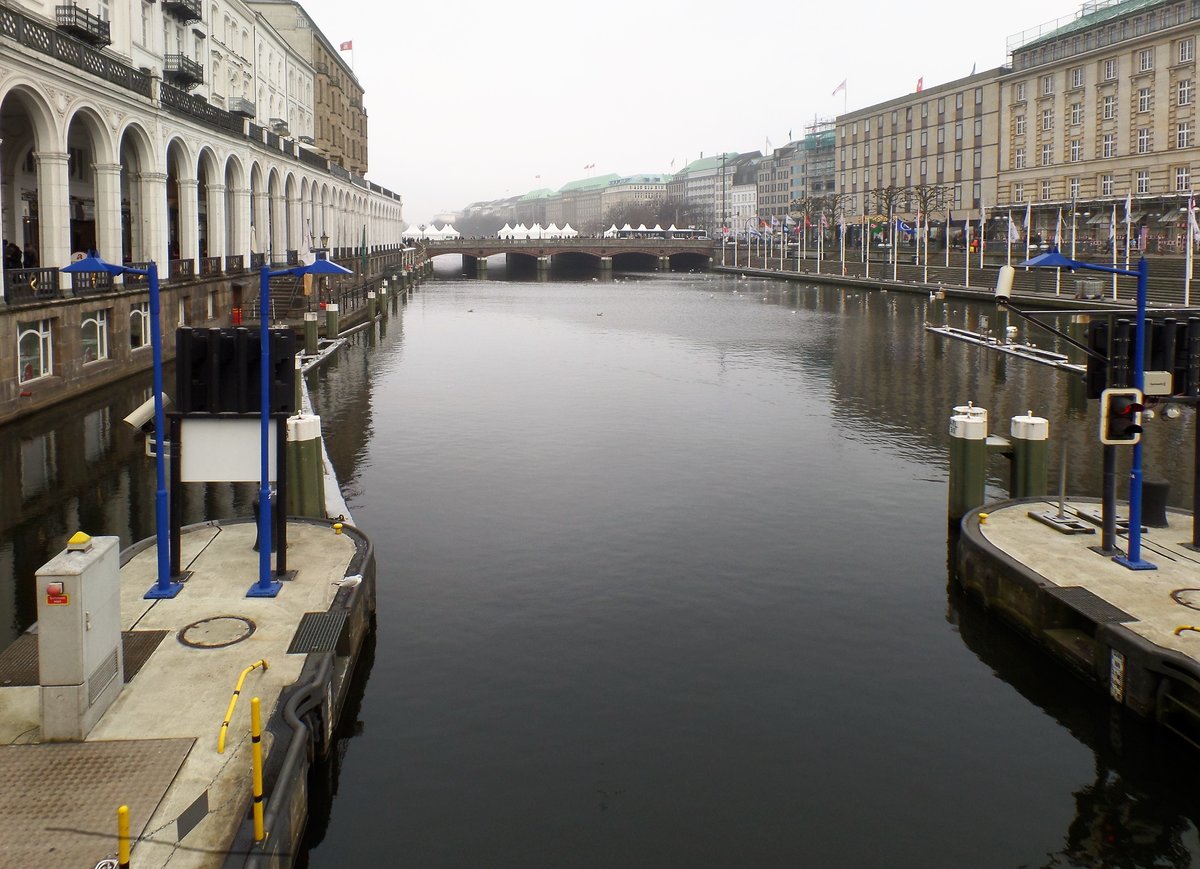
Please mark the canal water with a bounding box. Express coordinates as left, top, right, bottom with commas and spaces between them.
2, 267, 1197, 866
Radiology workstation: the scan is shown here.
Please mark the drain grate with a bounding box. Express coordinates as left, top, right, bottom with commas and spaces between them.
288, 610, 349, 655
0, 630, 169, 687
1047, 586, 1138, 623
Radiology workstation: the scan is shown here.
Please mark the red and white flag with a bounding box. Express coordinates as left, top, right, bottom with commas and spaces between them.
832, 79, 847, 97
916, 76, 924, 92
339, 40, 353, 51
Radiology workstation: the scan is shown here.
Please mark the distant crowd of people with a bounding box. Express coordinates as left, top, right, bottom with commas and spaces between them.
4, 240, 37, 269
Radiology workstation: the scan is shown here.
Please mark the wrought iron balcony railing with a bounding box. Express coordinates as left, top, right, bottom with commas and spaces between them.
164, 53, 203, 90
162, 0, 202, 24
229, 96, 255, 118
54, 4, 110, 47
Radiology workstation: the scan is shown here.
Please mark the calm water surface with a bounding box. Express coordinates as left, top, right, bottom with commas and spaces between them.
302, 268, 1199, 868
3, 267, 1197, 867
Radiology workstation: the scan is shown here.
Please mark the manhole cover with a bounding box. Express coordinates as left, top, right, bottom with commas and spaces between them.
178, 616, 256, 649
1173, 589, 1200, 611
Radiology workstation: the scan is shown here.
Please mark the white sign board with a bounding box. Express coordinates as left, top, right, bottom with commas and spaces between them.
1143, 370, 1173, 396
180, 418, 277, 482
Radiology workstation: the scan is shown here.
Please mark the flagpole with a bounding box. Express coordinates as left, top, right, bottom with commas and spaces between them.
1006, 209, 1012, 267
1187, 192, 1195, 306
1055, 207, 1063, 296
1024, 202, 1031, 267
817, 215, 823, 274
1112, 204, 1119, 299
863, 214, 870, 279
964, 216, 970, 288
1124, 195, 1132, 278
921, 210, 929, 284
978, 205, 985, 271
945, 204, 951, 269
891, 210, 898, 282
840, 217, 846, 275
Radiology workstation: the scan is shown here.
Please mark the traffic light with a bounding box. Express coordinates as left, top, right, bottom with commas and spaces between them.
1099, 387, 1143, 445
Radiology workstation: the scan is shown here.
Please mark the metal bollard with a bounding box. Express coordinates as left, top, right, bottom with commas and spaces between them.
118, 804, 131, 868
303, 311, 318, 356
949, 404, 988, 523
251, 697, 265, 843
286, 415, 325, 518
325, 302, 339, 338
1009, 411, 1049, 499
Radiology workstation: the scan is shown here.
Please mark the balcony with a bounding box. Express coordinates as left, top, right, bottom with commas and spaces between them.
164, 53, 203, 90
162, 0, 202, 23
55, 4, 111, 48
229, 96, 255, 117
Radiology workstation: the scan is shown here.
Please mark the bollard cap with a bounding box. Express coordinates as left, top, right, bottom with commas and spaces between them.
949, 413, 988, 440
67, 531, 93, 552
1011, 413, 1049, 441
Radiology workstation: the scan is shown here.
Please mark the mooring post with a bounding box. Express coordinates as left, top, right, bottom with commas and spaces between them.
303, 311, 318, 356
325, 302, 339, 338
286, 414, 326, 518
949, 404, 988, 524
1009, 411, 1049, 499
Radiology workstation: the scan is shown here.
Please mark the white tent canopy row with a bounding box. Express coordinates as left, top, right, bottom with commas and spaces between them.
403, 224, 460, 239
497, 223, 577, 239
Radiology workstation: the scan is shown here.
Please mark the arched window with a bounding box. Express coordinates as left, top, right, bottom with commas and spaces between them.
81, 309, 109, 363
130, 303, 150, 350
18, 319, 53, 382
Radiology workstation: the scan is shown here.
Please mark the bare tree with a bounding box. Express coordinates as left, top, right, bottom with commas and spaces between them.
869, 185, 908, 244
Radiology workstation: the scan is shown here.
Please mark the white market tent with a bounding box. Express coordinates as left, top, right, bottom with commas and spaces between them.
636, 224, 649, 233
529, 223, 544, 239
561, 223, 578, 237
544, 223, 561, 237
651, 224, 663, 233
423, 225, 445, 240
441, 224, 461, 238
603, 224, 619, 238
513, 223, 529, 239
667, 224, 678, 233
498, 223, 512, 238
620, 224, 634, 233
403, 225, 424, 239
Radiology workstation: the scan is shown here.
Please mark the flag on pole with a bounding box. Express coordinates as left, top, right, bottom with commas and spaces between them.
916, 76, 924, 92
359, 225, 367, 275
1108, 205, 1117, 245
1008, 212, 1020, 243
1023, 202, 1031, 231
832, 79, 847, 96
339, 40, 353, 51
1190, 193, 1200, 244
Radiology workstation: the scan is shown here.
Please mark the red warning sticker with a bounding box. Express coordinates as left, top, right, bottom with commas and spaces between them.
46, 582, 69, 605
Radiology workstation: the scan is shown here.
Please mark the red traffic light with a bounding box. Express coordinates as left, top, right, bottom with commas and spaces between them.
1099, 387, 1143, 445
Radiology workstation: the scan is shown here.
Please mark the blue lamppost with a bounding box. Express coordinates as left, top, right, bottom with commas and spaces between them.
1001, 248, 1156, 571
248, 252, 351, 597
62, 254, 182, 598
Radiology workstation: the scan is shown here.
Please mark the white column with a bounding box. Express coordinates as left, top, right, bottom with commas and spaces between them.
139, 171, 169, 268
287, 193, 301, 253
92, 162, 123, 262
207, 182, 227, 261
253, 189, 269, 257
35, 151, 70, 268
179, 177, 200, 265
270, 191, 285, 259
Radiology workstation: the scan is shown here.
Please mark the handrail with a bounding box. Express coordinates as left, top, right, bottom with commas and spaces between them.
217, 659, 268, 753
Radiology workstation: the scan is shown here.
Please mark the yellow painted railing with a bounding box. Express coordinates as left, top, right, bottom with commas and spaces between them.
217, 659, 268, 753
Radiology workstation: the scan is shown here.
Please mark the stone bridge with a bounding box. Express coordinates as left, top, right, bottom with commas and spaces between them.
421, 237, 716, 273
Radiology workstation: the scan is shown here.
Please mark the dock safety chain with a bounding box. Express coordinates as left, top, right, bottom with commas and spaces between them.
218, 660, 269, 753
1174, 625, 1200, 636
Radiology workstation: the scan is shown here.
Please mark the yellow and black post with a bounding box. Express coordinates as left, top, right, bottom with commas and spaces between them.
251, 696, 265, 843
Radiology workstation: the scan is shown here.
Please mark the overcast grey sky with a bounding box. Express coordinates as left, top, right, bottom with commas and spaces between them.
299, 0, 1084, 224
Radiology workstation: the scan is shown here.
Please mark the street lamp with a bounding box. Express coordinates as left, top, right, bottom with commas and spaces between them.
61, 253, 180, 598
249, 253, 352, 597
998, 250, 1156, 571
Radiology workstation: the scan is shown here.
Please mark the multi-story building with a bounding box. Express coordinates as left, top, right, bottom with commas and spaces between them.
601, 175, 668, 221
556, 174, 619, 231
248, 0, 367, 175
671, 153, 740, 230
757, 144, 798, 219
515, 188, 554, 227
837, 68, 1003, 222
1000, 0, 1200, 251
799, 120, 837, 199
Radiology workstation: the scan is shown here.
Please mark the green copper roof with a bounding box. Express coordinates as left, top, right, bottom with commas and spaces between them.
559, 173, 621, 193
518, 188, 556, 201
612, 174, 669, 185
1019, 0, 1164, 51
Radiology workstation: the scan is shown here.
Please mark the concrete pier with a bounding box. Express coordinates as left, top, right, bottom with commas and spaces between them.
958, 497, 1200, 743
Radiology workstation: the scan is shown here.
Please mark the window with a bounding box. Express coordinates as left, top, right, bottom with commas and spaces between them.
1041, 108, 1054, 130
1103, 95, 1116, 119
938, 97, 945, 114
1015, 82, 1027, 101
1104, 58, 1118, 80
1139, 87, 1152, 112
1071, 139, 1083, 162
207, 291, 217, 320
1181, 79, 1194, 105
920, 131, 927, 147
1178, 120, 1193, 148
1181, 37, 1194, 63
1136, 169, 1150, 193
1102, 174, 1114, 195
956, 92, 964, 109
1069, 177, 1080, 199
1042, 74, 1054, 95
955, 122, 963, 140
905, 133, 912, 149
905, 107, 912, 121
1178, 166, 1191, 190
974, 119, 982, 137
1041, 179, 1052, 200
891, 110, 898, 125
1138, 128, 1152, 153
1014, 181, 1025, 202
1103, 133, 1117, 157
938, 127, 946, 144
920, 159, 927, 177
905, 162, 911, 178
1015, 147, 1026, 169
922, 102, 928, 118
1070, 103, 1083, 125
81, 310, 108, 363
1041, 143, 1054, 165
130, 303, 150, 350
974, 150, 982, 169
1071, 67, 1084, 88
178, 298, 188, 327
18, 319, 52, 382
955, 153, 963, 172
1015, 114, 1026, 135
972, 183, 981, 207
975, 87, 983, 105
1139, 48, 1154, 72
937, 156, 945, 173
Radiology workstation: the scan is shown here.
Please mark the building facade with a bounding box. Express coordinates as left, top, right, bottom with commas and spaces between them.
601, 175, 668, 220
837, 68, 1003, 220
1000, 0, 1200, 251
